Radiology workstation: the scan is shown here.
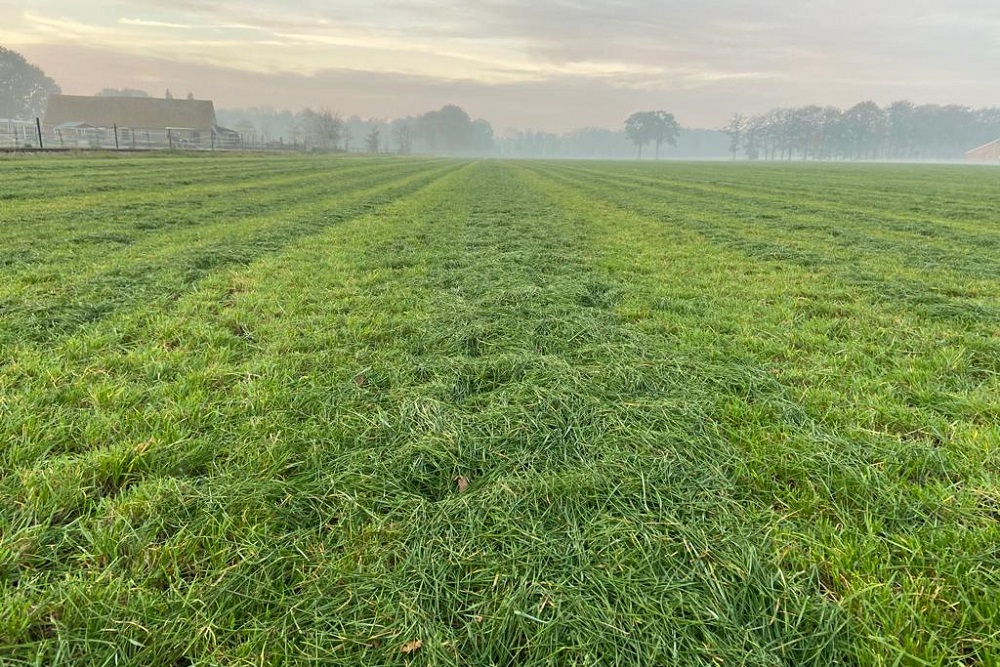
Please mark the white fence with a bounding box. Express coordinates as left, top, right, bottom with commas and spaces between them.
0, 119, 252, 152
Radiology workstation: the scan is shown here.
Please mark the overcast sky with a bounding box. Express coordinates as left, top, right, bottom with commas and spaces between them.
2, 0, 998, 130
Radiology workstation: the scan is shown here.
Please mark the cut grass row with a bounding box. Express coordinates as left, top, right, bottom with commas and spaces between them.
521, 162, 1000, 664
0, 158, 465, 347
533, 163, 999, 331
1, 156, 998, 666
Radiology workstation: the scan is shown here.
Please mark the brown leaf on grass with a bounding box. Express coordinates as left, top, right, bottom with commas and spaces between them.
455, 476, 469, 493
354, 375, 368, 387
400, 639, 423, 654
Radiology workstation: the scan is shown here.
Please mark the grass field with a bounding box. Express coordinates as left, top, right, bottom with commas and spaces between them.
1, 154, 998, 666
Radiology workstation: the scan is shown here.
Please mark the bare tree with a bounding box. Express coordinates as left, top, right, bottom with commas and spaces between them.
723, 113, 744, 160
234, 120, 257, 148
301, 108, 342, 150
365, 127, 380, 154
392, 122, 413, 154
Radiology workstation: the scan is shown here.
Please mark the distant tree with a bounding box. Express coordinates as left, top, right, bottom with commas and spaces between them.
796, 105, 825, 159
342, 125, 353, 152
624, 112, 650, 159
650, 111, 679, 159
95, 88, 150, 98
252, 107, 276, 144
624, 110, 678, 159
842, 101, 887, 159
742, 114, 764, 160
323, 110, 344, 150
472, 118, 495, 154
411, 105, 493, 155
234, 120, 257, 147
761, 109, 782, 160
886, 100, 915, 159
564, 127, 628, 158
165, 88, 174, 100
937, 104, 977, 157
301, 107, 342, 150
976, 107, 1000, 149
216, 107, 300, 146
288, 115, 303, 147
723, 113, 744, 160
365, 126, 380, 153
819, 106, 844, 159
0, 46, 61, 119
186, 92, 195, 101
415, 104, 471, 153
392, 121, 413, 154
493, 124, 727, 159
728, 99, 1000, 162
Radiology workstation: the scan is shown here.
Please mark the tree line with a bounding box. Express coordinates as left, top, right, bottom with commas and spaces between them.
1, 46, 495, 156
216, 104, 494, 155
723, 101, 1000, 161
5, 45, 999, 160
497, 126, 727, 159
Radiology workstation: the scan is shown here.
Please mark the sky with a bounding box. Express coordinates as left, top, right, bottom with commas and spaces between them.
2, 0, 999, 131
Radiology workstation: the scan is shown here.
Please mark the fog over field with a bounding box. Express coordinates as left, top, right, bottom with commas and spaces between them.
2, 0, 999, 130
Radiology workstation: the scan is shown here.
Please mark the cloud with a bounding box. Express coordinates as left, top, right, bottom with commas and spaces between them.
119, 18, 265, 31
5, 0, 999, 129
119, 18, 208, 29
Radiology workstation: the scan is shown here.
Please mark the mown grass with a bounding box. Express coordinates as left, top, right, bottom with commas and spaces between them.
0, 155, 998, 666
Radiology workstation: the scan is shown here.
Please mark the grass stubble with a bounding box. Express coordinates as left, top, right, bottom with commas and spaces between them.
0, 155, 998, 665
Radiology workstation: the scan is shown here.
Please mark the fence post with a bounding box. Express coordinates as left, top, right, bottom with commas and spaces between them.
36, 118, 44, 149
168, 128, 174, 151
114, 123, 120, 150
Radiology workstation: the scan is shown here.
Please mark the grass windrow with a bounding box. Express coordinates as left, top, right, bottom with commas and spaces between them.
1, 155, 998, 666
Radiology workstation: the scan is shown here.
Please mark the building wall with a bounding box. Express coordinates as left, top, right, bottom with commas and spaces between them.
966, 141, 1000, 162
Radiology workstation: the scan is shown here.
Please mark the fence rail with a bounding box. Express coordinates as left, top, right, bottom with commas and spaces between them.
0, 118, 300, 152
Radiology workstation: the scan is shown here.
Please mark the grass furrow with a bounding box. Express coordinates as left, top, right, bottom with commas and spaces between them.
519, 161, 1000, 666
553, 161, 1000, 233
0, 160, 466, 347
529, 163, 1000, 331
1, 156, 997, 666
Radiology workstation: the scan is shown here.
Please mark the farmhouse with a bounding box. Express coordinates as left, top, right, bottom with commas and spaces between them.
965, 139, 1000, 163
43, 95, 239, 149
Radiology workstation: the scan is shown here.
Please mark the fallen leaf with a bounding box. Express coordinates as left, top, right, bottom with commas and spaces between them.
400, 640, 423, 655
455, 476, 469, 493
354, 375, 368, 387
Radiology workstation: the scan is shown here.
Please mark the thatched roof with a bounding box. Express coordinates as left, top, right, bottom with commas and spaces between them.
44, 95, 217, 130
